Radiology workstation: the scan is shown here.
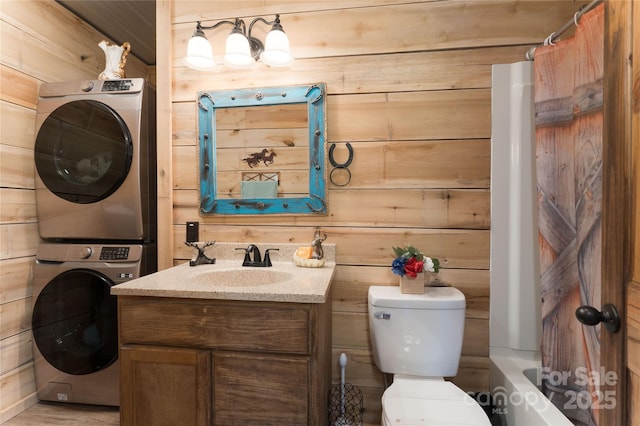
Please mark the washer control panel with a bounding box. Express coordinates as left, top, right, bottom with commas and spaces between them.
36, 243, 143, 263
101, 79, 134, 92
100, 246, 130, 260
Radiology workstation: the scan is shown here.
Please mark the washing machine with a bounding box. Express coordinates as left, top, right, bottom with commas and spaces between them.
31, 241, 156, 406
34, 78, 156, 241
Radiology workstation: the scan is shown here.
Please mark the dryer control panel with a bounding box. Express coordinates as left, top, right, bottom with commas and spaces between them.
101, 79, 135, 92
39, 78, 144, 97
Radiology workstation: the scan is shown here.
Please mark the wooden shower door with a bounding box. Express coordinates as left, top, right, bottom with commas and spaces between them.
536, 1, 638, 425
535, 5, 628, 426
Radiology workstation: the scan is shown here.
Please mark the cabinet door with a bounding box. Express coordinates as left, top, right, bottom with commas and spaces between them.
120, 345, 211, 426
213, 352, 309, 425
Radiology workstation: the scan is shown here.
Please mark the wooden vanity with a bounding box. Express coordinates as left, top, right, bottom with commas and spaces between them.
112, 243, 335, 426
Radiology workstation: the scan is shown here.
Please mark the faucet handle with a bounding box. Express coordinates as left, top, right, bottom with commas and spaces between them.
263, 248, 280, 267
235, 247, 252, 265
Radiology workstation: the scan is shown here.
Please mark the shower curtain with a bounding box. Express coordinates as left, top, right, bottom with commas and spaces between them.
534, 4, 604, 426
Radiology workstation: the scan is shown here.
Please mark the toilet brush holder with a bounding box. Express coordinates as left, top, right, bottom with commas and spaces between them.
328, 383, 363, 426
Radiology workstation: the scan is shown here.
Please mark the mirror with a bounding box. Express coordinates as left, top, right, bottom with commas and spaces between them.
197, 83, 327, 215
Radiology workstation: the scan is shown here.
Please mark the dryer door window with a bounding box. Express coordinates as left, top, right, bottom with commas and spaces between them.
32, 269, 118, 375
34, 100, 133, 204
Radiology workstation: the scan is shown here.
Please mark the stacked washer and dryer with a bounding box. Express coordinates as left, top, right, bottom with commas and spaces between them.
31, 78, 156, 406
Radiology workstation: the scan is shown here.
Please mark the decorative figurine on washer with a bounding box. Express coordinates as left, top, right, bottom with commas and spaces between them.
98, 40, 131, 80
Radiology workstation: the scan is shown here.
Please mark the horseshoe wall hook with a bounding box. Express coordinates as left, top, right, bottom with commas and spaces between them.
329, 143, 354, 186
329, 143, 353, 168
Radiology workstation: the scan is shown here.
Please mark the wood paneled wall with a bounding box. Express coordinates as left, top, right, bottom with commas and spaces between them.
615, 1, 640, 424
164, 1, 586, 423
0, 1, 150, 422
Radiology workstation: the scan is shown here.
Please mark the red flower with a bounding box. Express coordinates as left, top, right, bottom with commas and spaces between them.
403, 257, 424, 278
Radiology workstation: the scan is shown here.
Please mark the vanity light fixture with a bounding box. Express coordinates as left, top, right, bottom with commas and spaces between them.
184, 14, 294, 71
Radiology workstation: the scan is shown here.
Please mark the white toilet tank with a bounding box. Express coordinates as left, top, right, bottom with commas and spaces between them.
368, 286, 466, 377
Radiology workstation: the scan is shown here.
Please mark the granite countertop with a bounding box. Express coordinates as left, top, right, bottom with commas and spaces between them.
111, 242, 336, 303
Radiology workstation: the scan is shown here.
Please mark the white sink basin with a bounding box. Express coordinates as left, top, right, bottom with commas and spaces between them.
191, 269, 293, 287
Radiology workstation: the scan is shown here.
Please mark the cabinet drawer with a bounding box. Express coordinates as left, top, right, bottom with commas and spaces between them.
119, 297, 310, 353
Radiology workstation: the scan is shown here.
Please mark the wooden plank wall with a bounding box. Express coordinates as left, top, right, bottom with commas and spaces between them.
166, 1, 587, 423
0, 1, 150, 422
620, 1, 640, 424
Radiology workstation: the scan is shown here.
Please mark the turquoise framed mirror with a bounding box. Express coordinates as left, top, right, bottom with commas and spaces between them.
197, 83, 327, 215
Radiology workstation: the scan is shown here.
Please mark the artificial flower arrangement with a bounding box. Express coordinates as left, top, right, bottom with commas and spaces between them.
391, 244, 440, 278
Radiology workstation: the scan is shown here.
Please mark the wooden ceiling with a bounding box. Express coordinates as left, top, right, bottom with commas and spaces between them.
57, 0, 156, 65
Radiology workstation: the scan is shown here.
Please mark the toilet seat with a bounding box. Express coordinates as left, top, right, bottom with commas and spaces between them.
382, 377, 491, 426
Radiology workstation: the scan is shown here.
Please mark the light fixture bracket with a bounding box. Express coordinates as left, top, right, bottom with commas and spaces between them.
197, 19, 238, 33
248, 37, 264, 61
246, 15, 282, 60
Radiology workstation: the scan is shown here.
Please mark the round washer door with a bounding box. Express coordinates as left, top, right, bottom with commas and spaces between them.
32, 269, 118, 375
34, 100, 133, 204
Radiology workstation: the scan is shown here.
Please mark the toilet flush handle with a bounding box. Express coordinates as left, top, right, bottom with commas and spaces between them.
374, 312, 391, 320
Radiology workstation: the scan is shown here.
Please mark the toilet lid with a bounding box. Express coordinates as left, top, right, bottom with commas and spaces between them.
382, 380, 491, 426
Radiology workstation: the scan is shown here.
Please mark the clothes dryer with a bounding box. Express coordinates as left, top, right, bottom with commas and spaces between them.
34, 78, 156, 241
31, 241, 156, 406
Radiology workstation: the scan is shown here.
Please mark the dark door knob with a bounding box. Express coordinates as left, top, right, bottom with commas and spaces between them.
575, 304, 620, 333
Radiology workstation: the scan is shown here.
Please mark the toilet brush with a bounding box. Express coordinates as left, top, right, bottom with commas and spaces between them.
328, 352, 363, 426
334, 353, 353, 426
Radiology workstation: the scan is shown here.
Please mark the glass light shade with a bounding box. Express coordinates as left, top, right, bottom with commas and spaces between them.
184, 35, 215, 71
224, 32, 254, 68
260, 29, 293, 67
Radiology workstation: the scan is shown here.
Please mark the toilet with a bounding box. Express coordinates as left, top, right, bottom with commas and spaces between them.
368, 285, 491, 425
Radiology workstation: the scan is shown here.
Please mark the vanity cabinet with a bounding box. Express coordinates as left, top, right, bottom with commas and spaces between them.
117, 295, 332, 426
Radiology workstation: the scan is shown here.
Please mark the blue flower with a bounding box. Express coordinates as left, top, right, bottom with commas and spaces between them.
391, 257, 408, 276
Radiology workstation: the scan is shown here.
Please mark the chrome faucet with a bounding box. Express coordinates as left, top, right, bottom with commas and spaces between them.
236, 245, 279, 267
